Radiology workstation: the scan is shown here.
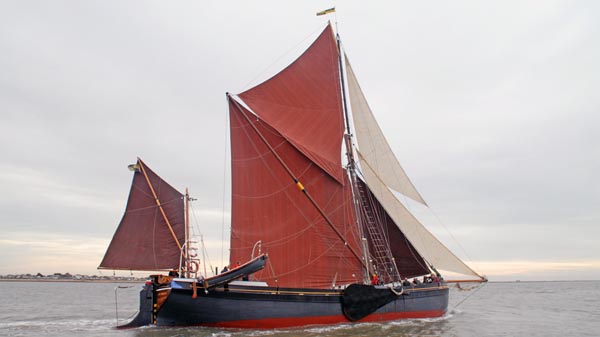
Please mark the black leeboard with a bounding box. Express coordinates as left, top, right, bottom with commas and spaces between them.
341, 284, 398, 321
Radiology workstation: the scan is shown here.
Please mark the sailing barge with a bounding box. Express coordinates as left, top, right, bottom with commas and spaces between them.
100, 23, 485, 328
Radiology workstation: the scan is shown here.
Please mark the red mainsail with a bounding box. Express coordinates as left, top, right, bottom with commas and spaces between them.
99, 159, 185, 271
229, 100, 363, 288
228, 25, 365, 288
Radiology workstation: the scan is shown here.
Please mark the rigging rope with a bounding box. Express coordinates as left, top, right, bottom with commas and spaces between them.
189, 202, 215, 277
114, 285, 135, 326
239, 23, 329, 92
221, 94, 230, 270
429, 207, 483, 274
453, 281, 487, 309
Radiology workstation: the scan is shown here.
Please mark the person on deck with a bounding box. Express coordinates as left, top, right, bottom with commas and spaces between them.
371, 273, 379, 285
220, 266, 229, 273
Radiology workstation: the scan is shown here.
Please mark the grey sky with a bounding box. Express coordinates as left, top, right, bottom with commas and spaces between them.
0, 1, 598, 281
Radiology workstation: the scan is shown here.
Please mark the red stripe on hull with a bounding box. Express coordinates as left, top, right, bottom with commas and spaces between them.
203, 310, 446, 329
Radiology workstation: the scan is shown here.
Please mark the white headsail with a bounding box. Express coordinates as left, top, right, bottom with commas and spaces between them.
346, 56, 482, 279
345, 55, 427, 206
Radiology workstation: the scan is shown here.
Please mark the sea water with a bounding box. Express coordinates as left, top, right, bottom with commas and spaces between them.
1, 280, 598, 337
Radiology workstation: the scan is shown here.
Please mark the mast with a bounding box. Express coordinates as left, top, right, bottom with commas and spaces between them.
335, 27, 371, 284
336, 26, 403, 284
184, 188, 190, 277
337, 34, 351, 135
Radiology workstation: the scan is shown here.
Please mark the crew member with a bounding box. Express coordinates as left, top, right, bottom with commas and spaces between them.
371, 273, 379, 285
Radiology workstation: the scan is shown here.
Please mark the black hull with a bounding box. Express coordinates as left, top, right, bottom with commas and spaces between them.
124, 281, 449, 329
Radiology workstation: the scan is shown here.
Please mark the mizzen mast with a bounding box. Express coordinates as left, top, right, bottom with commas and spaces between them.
184, 188, 190, 277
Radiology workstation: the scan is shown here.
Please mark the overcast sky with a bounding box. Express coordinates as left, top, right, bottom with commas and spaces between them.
0, 1, 598, 281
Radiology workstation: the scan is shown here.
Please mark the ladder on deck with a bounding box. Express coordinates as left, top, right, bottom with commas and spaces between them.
357, 182, 401, 284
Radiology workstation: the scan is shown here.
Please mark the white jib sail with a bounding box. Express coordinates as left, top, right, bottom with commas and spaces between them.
345, 55, 427, 206
345, 55, 481, 278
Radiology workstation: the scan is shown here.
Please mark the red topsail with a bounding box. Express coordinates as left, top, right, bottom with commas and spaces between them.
238, 25, 345, 184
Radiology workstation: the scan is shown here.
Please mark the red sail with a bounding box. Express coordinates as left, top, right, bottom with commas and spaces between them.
238, 25, 345, 184
99, 159, 185, 271
229, 100, 363, 288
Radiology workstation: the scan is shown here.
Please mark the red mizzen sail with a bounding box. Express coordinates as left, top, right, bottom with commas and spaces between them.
99, 159, 185, 271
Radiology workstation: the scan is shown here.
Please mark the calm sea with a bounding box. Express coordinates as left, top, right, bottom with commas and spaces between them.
1, 280, 598, 337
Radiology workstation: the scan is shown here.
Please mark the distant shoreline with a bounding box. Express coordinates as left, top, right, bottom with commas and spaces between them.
0, 279, 143, 284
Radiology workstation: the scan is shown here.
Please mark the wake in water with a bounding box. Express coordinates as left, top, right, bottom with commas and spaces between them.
209, 313, 459, 337
0, 310, 460, 337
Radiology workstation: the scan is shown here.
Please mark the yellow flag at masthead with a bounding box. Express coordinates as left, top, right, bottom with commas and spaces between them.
316, 7, 336, 16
